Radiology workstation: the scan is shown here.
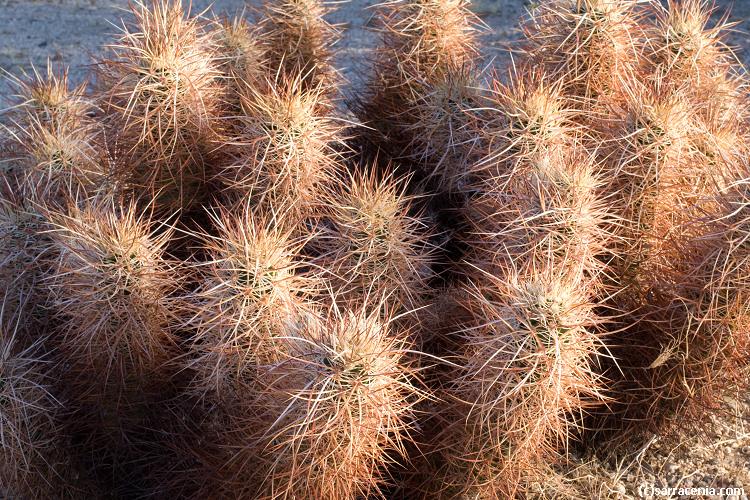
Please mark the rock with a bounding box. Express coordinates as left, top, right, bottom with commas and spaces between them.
614, 482, 626, 495
664, 462, 679, 474
468, 1, 501, 15
714, 466, 727, 475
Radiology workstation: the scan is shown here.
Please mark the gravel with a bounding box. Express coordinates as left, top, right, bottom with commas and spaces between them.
1, 0, 747, 97
0, 0, 530, 100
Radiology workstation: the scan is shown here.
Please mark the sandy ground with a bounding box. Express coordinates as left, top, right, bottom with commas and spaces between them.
1, 0, 750, 498
0, 0, 525, 99
0, 0, 748, 97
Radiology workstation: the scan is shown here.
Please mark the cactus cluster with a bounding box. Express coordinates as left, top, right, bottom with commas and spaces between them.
1, 0, 748, 498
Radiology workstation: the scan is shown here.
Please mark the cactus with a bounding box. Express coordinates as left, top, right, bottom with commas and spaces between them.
314, 170, 435, 311
43, 201, 181, 492
425, 264, 604, 499
519, 0, 645, 101
0, 193, 56, 341
245, 303, 424, 500
0, 312, 94, 500
648, 0, 746, 125
215, 77, 342, 227
46, 202, 176, 374
188, 204, 309, 401
0, 0, 749, 497
1, 65, 112, 204
352, 0, 484, 189
210, 12, 267, 114
259, 0, 342, 92
92, 0, 221, 213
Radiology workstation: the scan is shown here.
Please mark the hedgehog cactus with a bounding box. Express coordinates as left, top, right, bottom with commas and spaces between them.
315, 170, 435, 311
188, 205, 309, 400
46, 202, 176, 374
0, 194, 55, 341
370, 0, 482, 76
1, 0, 750, 497
216, 78, 342, 226
570, 0, 750, 437
0, 314, 95, 500
402, 63, 486, 191
609, 162, 750, 431
4, 63, 91, 126
246, 303, 424, 500
1, 65, 111, 204
210, 13, 267, 113
648, 0, 745, 124
604, 81, 695, 306
437, 54, 610, 495
418, 264, 605, 500
41, 200, 184, 496
472, 72, 573, 182
12, 115, 109, 202
519, 0, 645, 101
353, 0, 484, 188
464, 71, 607, 281
260, 0, 342, 91
468, 149, 607, 279
211, 13, 264, 77
93, 0, 221, 213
